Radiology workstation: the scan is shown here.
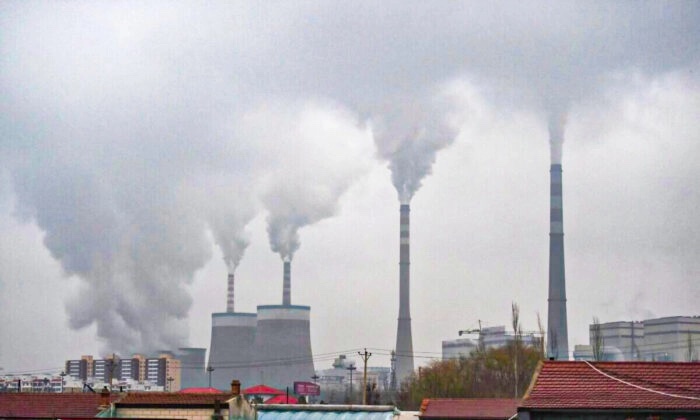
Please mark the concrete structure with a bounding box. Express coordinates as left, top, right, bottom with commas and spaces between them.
227, 273, 235, 312
395, 204, 414, 386
442, 326, 543, 360
207, 312, 257, 390
177, 347, 207, 389
252, 304, 314, 389
283, 261, 291, 306
574, 315, 700, 361
547, 163, 569, 360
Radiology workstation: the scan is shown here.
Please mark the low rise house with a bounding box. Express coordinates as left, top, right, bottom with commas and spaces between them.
0, 392, 118, 418
518, 361, 700, 420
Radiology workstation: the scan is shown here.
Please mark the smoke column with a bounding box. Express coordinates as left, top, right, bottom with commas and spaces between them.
546, 110, 569, 360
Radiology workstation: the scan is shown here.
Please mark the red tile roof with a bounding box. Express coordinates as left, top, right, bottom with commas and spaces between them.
243, 384, 285, 395
116, 392, 234, 407
0, 393, 117, 418
420, 398, 520, 419
521, 361, 700, 411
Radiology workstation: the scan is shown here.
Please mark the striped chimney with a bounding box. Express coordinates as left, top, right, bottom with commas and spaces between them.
547, 164, 569, 359
395, 204, 414, 385
283, 260, 291, 306
226, 273, 235, 312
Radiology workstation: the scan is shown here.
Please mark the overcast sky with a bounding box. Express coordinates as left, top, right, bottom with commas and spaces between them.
1, 1, 699, 374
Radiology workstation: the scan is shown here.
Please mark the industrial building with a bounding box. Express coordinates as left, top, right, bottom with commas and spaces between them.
573, 315, 700, 361
207, 263, 315, 391
442, 326, 543, 360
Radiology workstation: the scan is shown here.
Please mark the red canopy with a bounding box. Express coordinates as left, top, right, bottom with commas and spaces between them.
265, 394, 298, 404
179, 387, 225, 393
242, 384, 285, 396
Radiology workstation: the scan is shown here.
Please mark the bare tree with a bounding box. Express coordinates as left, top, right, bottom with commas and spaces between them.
591, 317, 604, 361
536, 312, 546, 360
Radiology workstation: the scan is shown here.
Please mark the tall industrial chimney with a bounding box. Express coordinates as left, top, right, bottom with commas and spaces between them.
226, 273, 235, 312
283, 260, 291, 306
395, 204, 414, 385
547, 164, 569, 360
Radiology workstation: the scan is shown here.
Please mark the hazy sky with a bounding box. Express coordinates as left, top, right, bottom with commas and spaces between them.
1, 1, 699, 374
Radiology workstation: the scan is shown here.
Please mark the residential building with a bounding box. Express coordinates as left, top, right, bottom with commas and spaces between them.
518, 360, 700, 419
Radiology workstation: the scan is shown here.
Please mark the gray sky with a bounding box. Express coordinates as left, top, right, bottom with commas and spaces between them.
1, 1, 699, 373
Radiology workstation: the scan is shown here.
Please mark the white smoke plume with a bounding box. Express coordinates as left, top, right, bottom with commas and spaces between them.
548, 108, 568, 165
372, 91, 460, 204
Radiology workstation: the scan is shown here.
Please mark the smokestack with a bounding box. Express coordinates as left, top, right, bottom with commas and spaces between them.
547, 164, 569, 360
227, 273, 235, 313
283, 260, 291, 306
395, 204, 414, 385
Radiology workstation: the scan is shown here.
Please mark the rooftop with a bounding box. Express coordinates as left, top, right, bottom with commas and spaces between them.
420, 398, 520, 419
0, 392, 118, 418
521, 361, 700, 411
116, 391, 234, 408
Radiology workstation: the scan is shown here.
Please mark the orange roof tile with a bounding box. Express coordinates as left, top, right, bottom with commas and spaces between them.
521, 361, 700, 411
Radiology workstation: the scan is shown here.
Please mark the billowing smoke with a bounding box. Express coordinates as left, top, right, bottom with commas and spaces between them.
548, 108, 568, 165
372, 91, 460, 204
204, 185, 256, 272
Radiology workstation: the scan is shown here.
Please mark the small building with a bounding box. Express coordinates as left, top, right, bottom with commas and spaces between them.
419, 398, 520, 420
108, 391, 234, 419
518, 361, 700, 420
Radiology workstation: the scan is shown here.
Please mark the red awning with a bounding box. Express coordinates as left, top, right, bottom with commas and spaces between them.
242, 384, 285, 396
179, 387, 225, 393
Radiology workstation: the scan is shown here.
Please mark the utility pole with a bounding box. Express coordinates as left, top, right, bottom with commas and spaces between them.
167, 376, 174, 392
346, 364, 356, 403
358, 348, 372, 405
207, 366, 215, 388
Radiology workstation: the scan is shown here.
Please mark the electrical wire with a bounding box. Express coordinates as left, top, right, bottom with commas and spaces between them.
583, 360, 700, 401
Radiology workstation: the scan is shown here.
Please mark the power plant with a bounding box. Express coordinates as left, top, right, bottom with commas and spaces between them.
207, 262, 314, 389
547, 163, 569, 360
394, 204, 414, 385
207, 272, 257, 389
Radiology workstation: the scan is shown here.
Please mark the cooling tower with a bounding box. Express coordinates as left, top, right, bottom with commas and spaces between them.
253, 304, 314, 389
547, 163, 569, 360
207, 312, 257, 389
177, 347, 207, 389
394, 204, 414, 385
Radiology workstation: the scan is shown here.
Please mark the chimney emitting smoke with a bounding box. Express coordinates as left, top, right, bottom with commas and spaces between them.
547, 163, 569, 360
395, 204, 414, 385
283, 260, 291, 306
226, 273, 235, 313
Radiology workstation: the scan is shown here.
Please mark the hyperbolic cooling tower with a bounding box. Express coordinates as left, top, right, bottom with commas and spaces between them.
547, 164, 569, 360
394, 204, 414, 385
177, 347, 207, 389
207, 272, 257, 389
252, 262, 314, 389
253, 304, 314, 389
208, 312, 257, 389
